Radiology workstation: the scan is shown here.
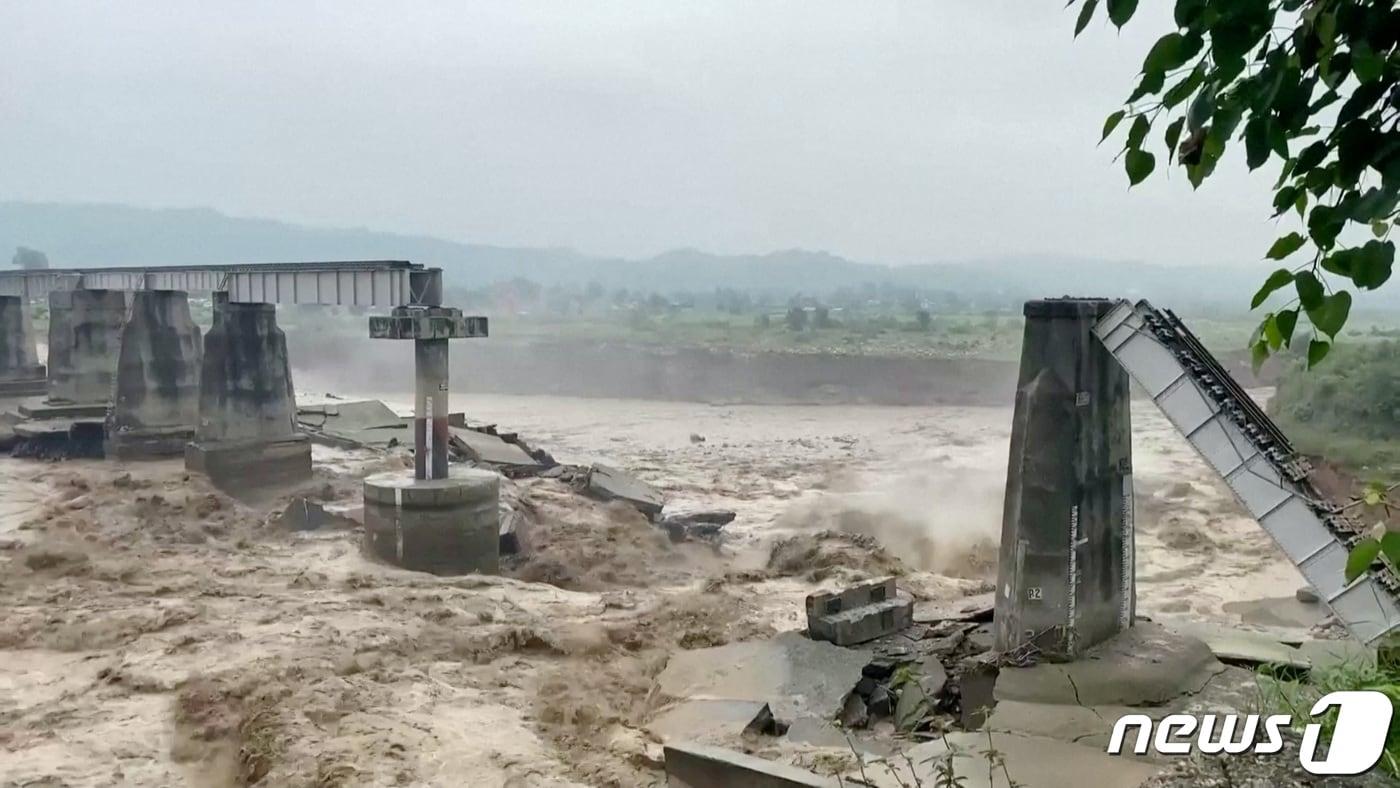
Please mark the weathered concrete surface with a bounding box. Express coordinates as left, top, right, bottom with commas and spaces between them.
655, 632, 867, 724
106, 290, 202, 458
588, 463, 664, 518
1162, 621, 1312, 671
806, 578, 912, 645
894, 731, 1161, 788
986, 700, 1161, 753
1221, 595, 1326, 630
994, 623, 1225, 707
448, 427, 540, 468
647, 700, 770, 745
664, 742, 839, 788
363, 467, 500, 575
0, 295, 45, 395
995, 298, 1133, 660
297, 400, 408, 450
45, 288, 127, 406
187, 296, 310, 487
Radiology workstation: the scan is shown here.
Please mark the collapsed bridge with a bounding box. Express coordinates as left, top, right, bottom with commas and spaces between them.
996, 298, 1400, 655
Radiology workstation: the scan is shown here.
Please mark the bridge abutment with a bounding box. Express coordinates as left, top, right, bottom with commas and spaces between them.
994, 298, 1134, 661
0, 295, 46, 396
106, 289, 203, 459
185, 294, 310, 488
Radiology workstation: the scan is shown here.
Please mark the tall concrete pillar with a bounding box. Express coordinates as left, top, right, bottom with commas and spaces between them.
185, 294, 310, 488
106, 290, 202, 459
45, 289, 127, 406
363, 270, 496, 575
0, 295, 46, 396
994, 298, 1134, 661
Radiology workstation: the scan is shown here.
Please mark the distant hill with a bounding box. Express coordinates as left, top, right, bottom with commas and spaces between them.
1, 201, 1384, 310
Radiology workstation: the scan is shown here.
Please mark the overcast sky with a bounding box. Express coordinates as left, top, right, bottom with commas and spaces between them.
2, 1, 1288, 266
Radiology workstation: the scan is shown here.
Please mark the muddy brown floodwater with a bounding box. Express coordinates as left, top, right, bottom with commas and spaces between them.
0, 392, 1311, 787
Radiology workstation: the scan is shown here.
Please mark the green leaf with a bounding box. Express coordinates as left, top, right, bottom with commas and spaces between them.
1307, 338, 1331, 368
1143, 33, 1200, 75
1250, 338, 1270, 374
1125, 115, 1150, 150
1382, 533, 1400, 566
1127, 70, 1166, 103
1351, 40, 1385, 83
1294, 141, 1328, 174
1276, 309, 1299, 347
1100, 110, 1125, 143
1308, 204, 1345, 249
1244, 116, 1270, 170
1106, 0, 1138, 28
1266, 233, 1306, 261
1075, 0, 1100, 36
1263, 313, 1284, 350
1124, 149, 1155, 185
1351, 241, 1395, 290
1294, 270, 1324, 309
1308, 290, 1352, 338
1163, 117, 1185, 164
1374, 221, 1390, 238
1162, 66, 1206, 110
1252, 268, 1295, 308
1346, 537, 1382, 582
1173, 0, 1206, 27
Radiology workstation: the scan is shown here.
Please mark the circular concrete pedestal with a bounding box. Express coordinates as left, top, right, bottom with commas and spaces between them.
363, 467, 500, 575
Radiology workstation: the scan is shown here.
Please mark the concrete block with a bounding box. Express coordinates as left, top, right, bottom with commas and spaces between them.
448, 427, 540, 468
187, 295, 311, 487
995, 298, 1134, 661
806, 578, 912, 645
587, 463, 664, 518
363, 467, 500, 575
368, 306, 488, 340
46, 289, 127, 406
185, 435, 312, 490
663, 742, 839, 788
107, 290, 202, 459
193, 296, 300, 444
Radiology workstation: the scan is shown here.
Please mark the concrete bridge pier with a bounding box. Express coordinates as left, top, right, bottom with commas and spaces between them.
41, 288, 127, 410
363, 272, 496, 575
0, 295, 46, 396
185, 293, 311, 489
994, 298, 1134, 661
106, 289, 203, 459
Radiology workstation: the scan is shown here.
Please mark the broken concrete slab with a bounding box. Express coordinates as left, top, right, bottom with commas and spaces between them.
806, 578, 913, 646
995, 622, 1225, 707
893, 731, 1160, 788
1164, 621, 1311, 672
449, 427, 540, 468
587, 463, 664, 518
296, 400, 409, 450
985, 700, 1161, 753
655, 631, 868, 724
659, 509, 736, 543
913, 591, 995, 625
647, 700, 771, 745
1221, 595, 1325, 630
663, 742, 840, 788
